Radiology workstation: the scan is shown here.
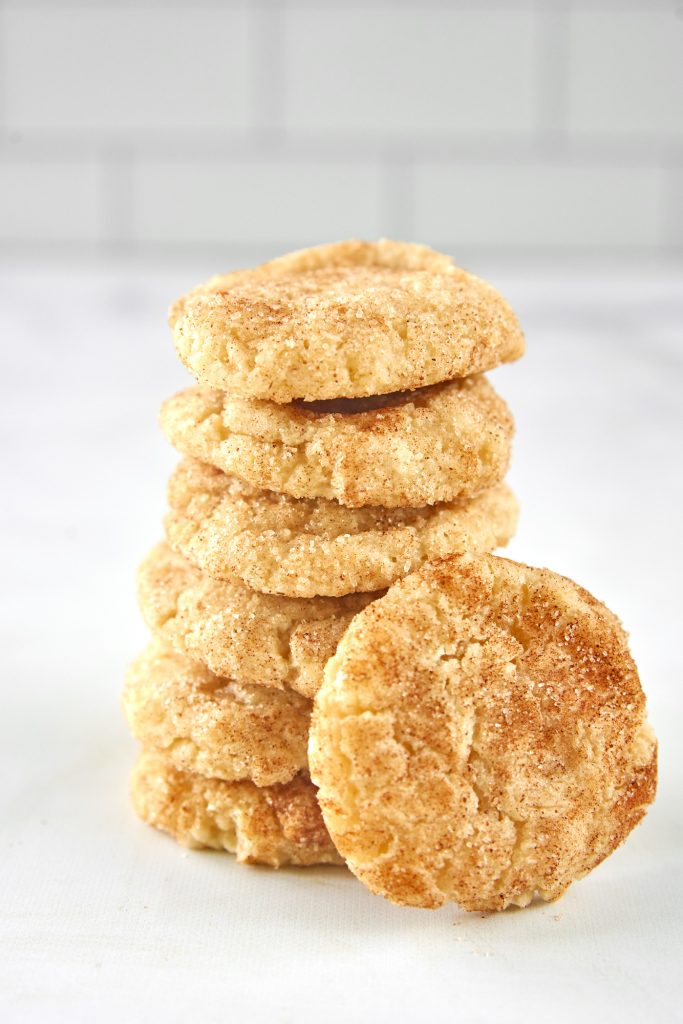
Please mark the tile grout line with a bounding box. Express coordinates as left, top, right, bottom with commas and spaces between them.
533, 0, 571, 146
380, 154, 416, 241
657, 159, 683, 249
2, 131, 680, 164
99, 147, 136, 253
0, 0, 6, 132
3, 239, 680, 259
247, 0, 286, 140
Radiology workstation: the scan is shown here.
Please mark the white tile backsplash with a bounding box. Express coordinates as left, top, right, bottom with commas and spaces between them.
132, 157, 384, 244
0, 158, 102, 241
2, 7, 250, 133
0, 1, 679, 257
282, 8, 538, 138
413, 159, 664, 249
566, 10, 683, 137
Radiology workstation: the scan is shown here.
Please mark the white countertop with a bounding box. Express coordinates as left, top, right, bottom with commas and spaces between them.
1, 261, 682, 1023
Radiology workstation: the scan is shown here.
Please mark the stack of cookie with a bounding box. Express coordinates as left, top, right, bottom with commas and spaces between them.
123, 240, 524, 866
123, 241, 656, 909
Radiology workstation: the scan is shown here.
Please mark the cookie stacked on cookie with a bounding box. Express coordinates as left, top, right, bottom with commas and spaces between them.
124, 240, 656, 907
124, 240, 524, 866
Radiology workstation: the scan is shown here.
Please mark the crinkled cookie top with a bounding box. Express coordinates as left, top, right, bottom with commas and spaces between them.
169, 240, 525, 403
310, 553, 657, 912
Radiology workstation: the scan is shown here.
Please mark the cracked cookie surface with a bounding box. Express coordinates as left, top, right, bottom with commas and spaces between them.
131, 749, 343, 868
159, 376, 513, 509
137, 542, 377, 698
309, 553, 657, 911
169, 240, 524, 403
123, 641, 311, 786
165, 458, 519, 597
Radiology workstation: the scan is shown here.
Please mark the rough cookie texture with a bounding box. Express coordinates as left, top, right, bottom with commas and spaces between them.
122, 641, 311, 786
165, 458, 519, 597
310, 553, 657, 912
137, 542, 377, 698
169, 240, 524, 403
159, 376, 514, 508
131, 749, 343, 868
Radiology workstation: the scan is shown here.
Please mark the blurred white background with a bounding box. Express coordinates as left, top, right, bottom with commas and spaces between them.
1, 0, 681, 265
1, 3, 682, 1023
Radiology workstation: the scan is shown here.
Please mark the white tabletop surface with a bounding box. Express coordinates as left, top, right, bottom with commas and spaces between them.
1, 260, 681, 1023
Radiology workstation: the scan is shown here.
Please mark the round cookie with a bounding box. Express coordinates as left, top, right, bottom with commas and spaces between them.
309, 553, 657, 912
137, 542, 377, 699
131, 749, 343, 868
122, 641, 311, 786
169, 240, 524, 403
159, 376, 513, 509
165, 458, 519, 597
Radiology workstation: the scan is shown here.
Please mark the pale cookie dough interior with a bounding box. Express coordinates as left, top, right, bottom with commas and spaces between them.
123, 641, 311, 787
131, 749, 343, 868
159, 376, 514, 509
169, 239, 524, 403
137, 541, 378, 698
310, 553, 657, 912
165, 457, 519, 597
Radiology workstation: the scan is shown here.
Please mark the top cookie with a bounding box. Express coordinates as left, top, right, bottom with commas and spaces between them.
169, 240, 525, 403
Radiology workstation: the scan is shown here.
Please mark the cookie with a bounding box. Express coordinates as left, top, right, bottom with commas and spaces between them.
131, 749, 342, 868
159, 376, 513, 509
310, 553, 657, 912
137, 542, 377, 698
122, 641, 311, 787
165, 458, 519, 597
169, 240, 524, 403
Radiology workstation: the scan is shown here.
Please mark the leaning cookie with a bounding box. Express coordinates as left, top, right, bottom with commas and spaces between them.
310, 553, 657, 912
165, 458, 519, 598
159, 377, 513, 509
131, 749, 343, 868
169, 240, 524, 403
137, 542, 377, 698
122, 641, 311, 786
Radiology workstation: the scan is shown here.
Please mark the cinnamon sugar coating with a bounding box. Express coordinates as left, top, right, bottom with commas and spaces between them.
165, 457, 519, 597
159, 376, 514, 509
123, 641, 311, 786
310, 553, 657, 912
131, 749, 343, 868
169, 240, 524, 403
137, 542, 377, 699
